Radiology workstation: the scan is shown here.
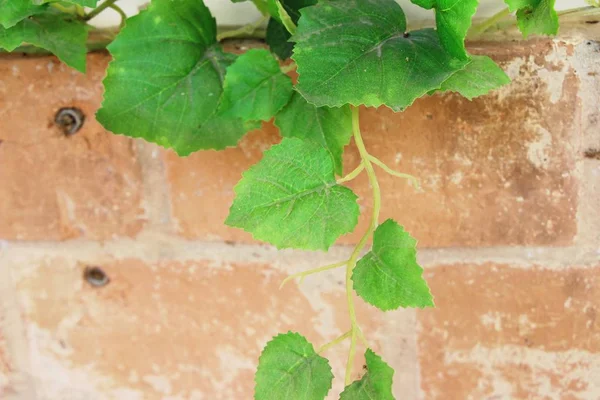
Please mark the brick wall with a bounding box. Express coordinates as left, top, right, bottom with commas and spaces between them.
0, 36, 599, 399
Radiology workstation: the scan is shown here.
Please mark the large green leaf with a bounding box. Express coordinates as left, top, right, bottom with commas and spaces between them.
226, 138, 359, 250
410, 0, 478, 60
504, 0, 558, 37
353, 219, 434, 311
292, 0, 467, 111
274, 92, 352, 175
0, 8, 89, 72
220, 48, 293, 121
255, 332, 333, 400
340, 349, 395, 400
439, 55, 510, 99
97, 0, 251, 155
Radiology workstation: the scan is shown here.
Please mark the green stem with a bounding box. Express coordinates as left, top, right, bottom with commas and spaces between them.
84, 0, 120, 21
468, 7, 511, 38
368, 155, 419, 189
217, 15, 269, 41
337, 162, 365, 184
280, 260, 348, 289
251, 0, 270, 15
344, 106, 381, 385
318, 330, 352, 354
108, 4, 127, 29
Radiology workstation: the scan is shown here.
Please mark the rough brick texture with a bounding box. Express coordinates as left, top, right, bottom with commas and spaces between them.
0, 54, 145, 241
418, 263, 600, 399
8, 256, 385, 399
0, 35, 599, 400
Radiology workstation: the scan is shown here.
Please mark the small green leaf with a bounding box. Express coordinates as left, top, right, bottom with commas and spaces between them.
353, 219, 434, 310
504, 0, 558, 38
97, 0, 251, 155
226, 138, 359, 250
410, 0, 478, 60
439, 55, 511, 99
340, 349, 395, 400
275, 92, 352, 175
265, 0, 317, 59
255, 332, 333, 400
220, 49, 293, 121
266, 18, 294, 59
292, 0, 467, 111
0, 8, 89, 72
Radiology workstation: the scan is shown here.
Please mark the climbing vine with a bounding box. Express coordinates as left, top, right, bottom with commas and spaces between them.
1, 0, 585, 397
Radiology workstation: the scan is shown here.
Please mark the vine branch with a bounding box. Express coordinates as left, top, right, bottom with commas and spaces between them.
368, 155, 419, 188
84, 0, 120, 21
318, 330, 352, 354
337, 162, 365, 184
280, 260, 348, 289
217, 15, 269, 41
344, 106, 382, 385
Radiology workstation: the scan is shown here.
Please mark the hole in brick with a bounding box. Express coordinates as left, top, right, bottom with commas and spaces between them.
584, 148, 600, 160
84, 266, 110, 288
585, 20, 599, 25
54, 107, 85, 136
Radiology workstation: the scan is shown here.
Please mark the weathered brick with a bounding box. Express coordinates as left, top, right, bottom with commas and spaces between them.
418, 263, 600, 399
0, 327, 9, 397
0, 54, 145, 240
10, 256, 388, 399
166, 40, 579, 247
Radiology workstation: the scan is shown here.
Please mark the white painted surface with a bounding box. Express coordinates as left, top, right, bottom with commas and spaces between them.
89, 0, 590, 28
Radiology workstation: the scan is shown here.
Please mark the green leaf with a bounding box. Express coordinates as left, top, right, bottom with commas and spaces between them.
266, 18, 294, 59
255, 332, 333, 400
265, 0, 317, 59
504, 0, 558, 38
97, 0, 251, 155
61, 0, 98, 6
220, 49, 293, 121
340, 349, 395, 400
0, 0, 42, 28
292, 0, 467, 111
439, 55, 511, 99
0, 0, 99, 28
275, 92, 352, 176
410, 0, 478, 60
226, 138, 359, 250
0, 8, 89, 72
353, 219, 434, 311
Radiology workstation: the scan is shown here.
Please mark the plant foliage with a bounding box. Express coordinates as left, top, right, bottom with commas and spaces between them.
0, 0, 564, 397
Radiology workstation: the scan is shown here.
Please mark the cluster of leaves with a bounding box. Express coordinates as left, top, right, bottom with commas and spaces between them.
0, 0, 561, 398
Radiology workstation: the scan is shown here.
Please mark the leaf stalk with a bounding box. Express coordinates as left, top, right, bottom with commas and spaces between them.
318, 330, 352, 354
368, 155, 419, 189
84, 0, 120, 21
337, 162, 365, 184
279, 260, 348, 289
217, 15, 269, 41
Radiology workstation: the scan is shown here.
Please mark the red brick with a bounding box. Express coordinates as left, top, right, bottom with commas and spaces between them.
12, 257, 382, 399
0, 54, 145, 240
166, 41, 578, 247
418, 263, 600, 399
